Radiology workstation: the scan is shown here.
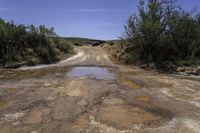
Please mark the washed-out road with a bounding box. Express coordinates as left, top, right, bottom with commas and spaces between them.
0, 46, 200, 133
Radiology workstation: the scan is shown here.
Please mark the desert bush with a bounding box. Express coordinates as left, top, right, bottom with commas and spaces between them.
122, 0, 200, 71
55, 38, 74, 53
0, 19, 74, 67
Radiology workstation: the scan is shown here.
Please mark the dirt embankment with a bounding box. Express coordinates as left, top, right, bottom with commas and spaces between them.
101, 43, 200, 76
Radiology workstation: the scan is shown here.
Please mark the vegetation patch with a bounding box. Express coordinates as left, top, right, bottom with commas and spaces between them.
61, 37, 105, 46
104, 0, 200, 73
0, 19, 74, 68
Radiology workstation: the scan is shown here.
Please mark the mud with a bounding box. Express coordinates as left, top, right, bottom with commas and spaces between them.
91, 102, 163, 129
0, 46, 199, 133
0, 100, 8, 109
6, 88, 19, 94
136, 96, 151, 103
120, 77, 142, 90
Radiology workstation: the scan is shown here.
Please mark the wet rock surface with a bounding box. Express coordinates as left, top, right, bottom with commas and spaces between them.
177, 66, 200, 76
0, 46, 200, 133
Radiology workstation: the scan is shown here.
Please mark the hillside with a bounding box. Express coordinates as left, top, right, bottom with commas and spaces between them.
60, 37, 106, 46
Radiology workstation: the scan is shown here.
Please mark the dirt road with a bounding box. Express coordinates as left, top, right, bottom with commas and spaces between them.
0, 46, 200, 133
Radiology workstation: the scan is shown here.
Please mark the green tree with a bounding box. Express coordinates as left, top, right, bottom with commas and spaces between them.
123, 0, 200, 71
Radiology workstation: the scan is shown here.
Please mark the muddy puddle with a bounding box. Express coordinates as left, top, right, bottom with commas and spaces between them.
74, 97, 171, 131
66, 67, 116, 80
0, 67, 72, 80
95, 105, 162, 128
0, 66, 116, 81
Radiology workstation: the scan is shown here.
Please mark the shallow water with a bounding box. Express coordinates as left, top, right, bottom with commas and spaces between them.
66, 67, 116, 80
0, 66, 116, 81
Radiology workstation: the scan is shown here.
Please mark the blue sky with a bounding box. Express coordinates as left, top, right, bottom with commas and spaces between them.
0, 0, 199, 40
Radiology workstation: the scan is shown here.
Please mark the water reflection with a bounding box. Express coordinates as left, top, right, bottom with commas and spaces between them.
66, 67, 116, 80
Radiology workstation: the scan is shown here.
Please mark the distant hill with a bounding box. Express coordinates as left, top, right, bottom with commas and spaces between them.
57, 37, 106, 46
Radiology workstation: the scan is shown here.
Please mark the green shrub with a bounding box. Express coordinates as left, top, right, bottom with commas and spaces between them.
122, 0, 200, 71
0, 18, 74, 67
55, 39, 74, 53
